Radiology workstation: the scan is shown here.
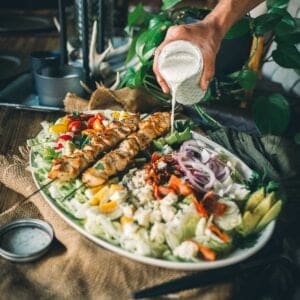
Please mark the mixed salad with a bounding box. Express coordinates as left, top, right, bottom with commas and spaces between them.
28, 111, 282, 262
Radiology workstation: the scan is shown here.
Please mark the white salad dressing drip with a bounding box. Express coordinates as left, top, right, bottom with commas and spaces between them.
158, 40, 206, 132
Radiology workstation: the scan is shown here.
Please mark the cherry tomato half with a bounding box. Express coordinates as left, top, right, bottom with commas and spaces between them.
87, 113, 105, 128
57, 134, 73, 141
87, 116, 97, 129
68, 120, 87, 133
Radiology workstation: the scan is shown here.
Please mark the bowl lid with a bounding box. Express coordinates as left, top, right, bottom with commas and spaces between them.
0, 218, 54, 262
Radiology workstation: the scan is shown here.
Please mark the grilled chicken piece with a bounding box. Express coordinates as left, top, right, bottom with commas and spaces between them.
48, 114, 140, 181
82, 112, 171, 187
130, 132, 151, 150
119, 137, 140, 157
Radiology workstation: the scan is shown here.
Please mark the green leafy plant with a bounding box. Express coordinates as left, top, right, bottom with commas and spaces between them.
122, 0, 299, 135
252, 93, 291, 135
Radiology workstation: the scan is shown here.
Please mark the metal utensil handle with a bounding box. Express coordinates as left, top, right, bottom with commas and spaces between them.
58, 0, 68, 65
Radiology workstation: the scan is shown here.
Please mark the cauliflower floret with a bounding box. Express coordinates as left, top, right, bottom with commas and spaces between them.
121, 204, 135, 218
123, 222, 138, 237
173, 241, 198, 260
214, 199, 242, 231
161, 193, 178, 206
159, 193, 178, 223
134, 207, 151, 228
150, 222, 166, 244
123, 236, 151, 256
150, 207, 162, 223
160, 204, 176, 223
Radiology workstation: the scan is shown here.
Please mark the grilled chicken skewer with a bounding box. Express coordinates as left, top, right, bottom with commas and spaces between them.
48, 114, 140, 181
82, 112, 171, 187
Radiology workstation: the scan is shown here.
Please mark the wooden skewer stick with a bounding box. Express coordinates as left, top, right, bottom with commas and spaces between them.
24, 178, 57, 201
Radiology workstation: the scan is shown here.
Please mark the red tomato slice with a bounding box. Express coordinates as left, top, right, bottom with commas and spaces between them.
68, 120, 86, 133
87, 116, 98, 129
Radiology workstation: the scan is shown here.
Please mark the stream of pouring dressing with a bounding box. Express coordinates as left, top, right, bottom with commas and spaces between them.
158, 41, 205, 133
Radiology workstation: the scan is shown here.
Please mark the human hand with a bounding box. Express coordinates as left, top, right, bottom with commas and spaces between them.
153, 20, 224, 94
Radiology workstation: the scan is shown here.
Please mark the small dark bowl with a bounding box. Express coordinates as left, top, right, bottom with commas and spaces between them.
30, 51, 61, 73
35, 65, 84, 107
30, 51, 60, 89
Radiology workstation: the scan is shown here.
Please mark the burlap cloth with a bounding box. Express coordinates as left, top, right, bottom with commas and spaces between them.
0, 149, 231, 300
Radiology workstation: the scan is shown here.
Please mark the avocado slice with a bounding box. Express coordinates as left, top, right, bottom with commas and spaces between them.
253, 192, 274, 218
245, 188, 265, 211
256, 200, 282, 232
237, 211, 261, 236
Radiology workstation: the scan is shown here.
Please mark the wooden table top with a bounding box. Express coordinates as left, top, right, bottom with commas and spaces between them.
0, 31, 64, 213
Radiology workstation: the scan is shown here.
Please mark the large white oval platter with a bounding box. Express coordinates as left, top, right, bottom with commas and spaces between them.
30, 114, 275, 271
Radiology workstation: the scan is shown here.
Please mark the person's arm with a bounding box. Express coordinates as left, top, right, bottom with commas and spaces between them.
153, 0, 264, 93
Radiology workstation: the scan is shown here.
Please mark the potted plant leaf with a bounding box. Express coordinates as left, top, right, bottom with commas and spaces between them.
121, 0, 300, 137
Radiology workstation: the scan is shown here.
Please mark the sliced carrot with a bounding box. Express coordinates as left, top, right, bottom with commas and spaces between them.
168, 175, 192, 196
153, 184, 162, 200
192, 196, 208, 218
202, 191, 227, 216
209, 224, 230, 243
197, 243, 216, 261
158, 185, 175, 196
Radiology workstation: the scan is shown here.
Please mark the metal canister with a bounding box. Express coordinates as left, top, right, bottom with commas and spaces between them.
0, 218, 54, 262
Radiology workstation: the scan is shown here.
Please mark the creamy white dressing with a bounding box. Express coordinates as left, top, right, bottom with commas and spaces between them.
158, 40, 205, 132
0, 227, 50, 255
171, 90, 176, 133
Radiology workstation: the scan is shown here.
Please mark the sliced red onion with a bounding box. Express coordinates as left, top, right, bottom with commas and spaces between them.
175, 140, 232, 192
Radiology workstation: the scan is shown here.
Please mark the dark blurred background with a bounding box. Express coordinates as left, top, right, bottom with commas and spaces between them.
0, 0, 73, 9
